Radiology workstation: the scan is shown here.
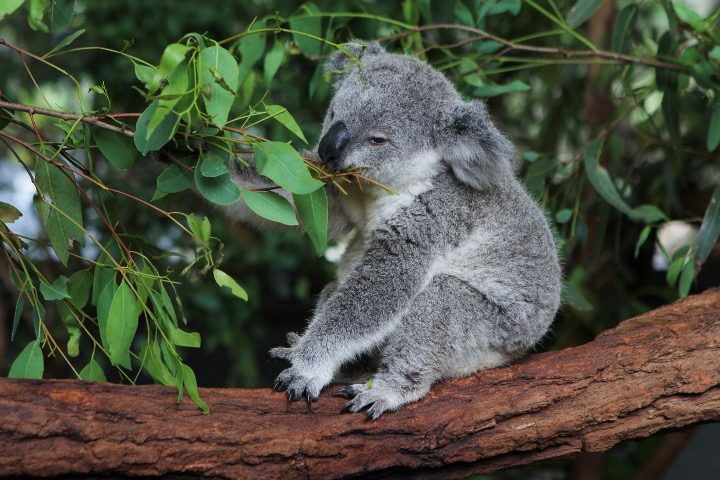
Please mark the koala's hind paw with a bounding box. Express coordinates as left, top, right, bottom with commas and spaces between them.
274, 366, 327, 402
343, 383, 402, 420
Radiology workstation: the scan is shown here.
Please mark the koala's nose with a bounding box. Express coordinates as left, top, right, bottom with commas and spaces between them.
318, 121, 350, 168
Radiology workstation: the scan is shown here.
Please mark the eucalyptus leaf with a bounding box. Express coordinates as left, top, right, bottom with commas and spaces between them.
611, 4, 638, 53
40, 275, 70, 301
254, 141, 323, 194
293, 187, 328, 255
194, 165, 241, 206
94, 128, 137, 170
566, 0, 603, 28
106, 280, 141, 366
696, 185, 720, 265
240, 190, 298, 226
79, 358, 106, 382
0, 0, 25, 21
265, 105, 307, 143
199, 44, 239, 128
707, 105, 720, 153
289, 3, 322, 57
8, 341, 44, 379
212, 268, 248, 301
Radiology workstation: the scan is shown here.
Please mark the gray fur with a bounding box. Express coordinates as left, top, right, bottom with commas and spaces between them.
230, 42, 561, 418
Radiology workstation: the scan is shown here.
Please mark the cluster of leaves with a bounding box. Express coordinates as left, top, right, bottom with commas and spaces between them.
0, 0, 344, 410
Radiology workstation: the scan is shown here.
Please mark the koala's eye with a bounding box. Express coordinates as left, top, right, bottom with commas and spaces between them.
368, 135, 389, 146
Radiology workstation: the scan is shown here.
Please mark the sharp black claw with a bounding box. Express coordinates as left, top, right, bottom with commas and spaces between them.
288, 390, 301, 402
305, 397, 314, 412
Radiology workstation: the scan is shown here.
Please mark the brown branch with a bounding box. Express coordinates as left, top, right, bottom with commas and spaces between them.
1, 289, 719, 479
382, 23, 687, 73
0, 100, 135, 138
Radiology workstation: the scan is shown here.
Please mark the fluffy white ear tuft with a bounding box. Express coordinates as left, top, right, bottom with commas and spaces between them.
438, 100, 514, 190
325, 41, 385, 86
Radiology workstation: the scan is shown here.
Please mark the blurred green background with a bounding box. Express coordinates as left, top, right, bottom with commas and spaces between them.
1, 0, 719, 478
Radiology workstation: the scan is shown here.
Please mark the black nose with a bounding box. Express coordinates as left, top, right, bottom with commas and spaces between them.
318, 121, 350, 168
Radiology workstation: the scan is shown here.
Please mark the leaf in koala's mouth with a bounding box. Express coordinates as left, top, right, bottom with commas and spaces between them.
302, 155, 395, 195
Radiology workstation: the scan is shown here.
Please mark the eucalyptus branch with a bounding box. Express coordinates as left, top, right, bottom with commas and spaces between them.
381, 23, 688, 73
0, 100, 136, 138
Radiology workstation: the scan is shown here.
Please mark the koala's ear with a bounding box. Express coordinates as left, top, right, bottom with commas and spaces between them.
325, 40, 385, 85
438, 99, 514, 190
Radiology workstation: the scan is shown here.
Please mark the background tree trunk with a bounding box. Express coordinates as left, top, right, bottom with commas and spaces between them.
1, 289, 719, 479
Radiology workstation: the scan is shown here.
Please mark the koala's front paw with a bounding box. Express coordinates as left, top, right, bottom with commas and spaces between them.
273, 366, 328, 401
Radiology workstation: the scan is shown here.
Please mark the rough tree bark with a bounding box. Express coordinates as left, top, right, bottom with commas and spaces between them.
1, 289, 719, 479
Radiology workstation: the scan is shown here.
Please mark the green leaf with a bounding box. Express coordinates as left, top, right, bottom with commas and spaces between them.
673, 1, 705, 32
134, 100, 178, 155
40, 275, 70, 300
240, 190, 298, 226
555, 208, 572, 224
106, 280, 141, 366
254, 141, 323, 194
8, 341, 44, 379
264, 40, 286, 84
94, 128, 137, 170
46, 28, 84, 56
707, 105, 720, 153
34, 160, 84, 266
487, 0, 521, 16
212, 268, 248, 301
454, 0, 474, 26
79, 358, 106, 382
655, 33, 677, 91
199, 44, 239, 128
474, 80, 530, 97
11, 295, 24, 341
666, 246, 690, 287
289, 4, 322, 57
139, 341, 175, 385
67, 269, 91, 309
293, 187, 328, 255
199, 144, 230, 177
696, 185, 720, 265
0, 0, 25, 21
709, 46, 720, 61
181, 363, 209, 413
678, 259, 695, 298
524, 157, 556, 198
634, 225, 652, 258
194, 165, 241, 206
171, 327, 201, 348
265, 105, 307, 144
186, 213, 211, 243
66, 322, 80, 357
157, 43, 191, 82
49, 0, 74, 32
28, 0, 48, 32
153, 163, 193, 200
583, 139, 667, 224
566, 0, 603, 28
611, 4, 638, 54
238, 19, 267, 86
0, 201, 22, 223
133, 62, 157, 88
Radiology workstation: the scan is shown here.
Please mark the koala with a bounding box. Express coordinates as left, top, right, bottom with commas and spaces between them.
229, 42, 561, 419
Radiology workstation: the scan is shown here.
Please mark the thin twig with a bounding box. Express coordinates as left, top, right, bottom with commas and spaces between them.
380, 23, 687, 73
0, 100, 135, 138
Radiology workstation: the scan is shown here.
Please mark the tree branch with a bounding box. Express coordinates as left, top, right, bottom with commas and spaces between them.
0, 100, 136, 138
1, 289, 719, 478
381, 23, 687, 73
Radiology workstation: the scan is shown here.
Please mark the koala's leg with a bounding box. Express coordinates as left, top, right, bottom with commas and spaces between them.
343, 274, 516, 419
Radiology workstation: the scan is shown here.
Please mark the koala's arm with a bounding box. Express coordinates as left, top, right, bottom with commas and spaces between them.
275, 196, 457, 391
227, 154, 351, 238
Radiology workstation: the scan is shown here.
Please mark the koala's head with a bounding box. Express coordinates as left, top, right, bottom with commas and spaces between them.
317, 41, 514, 190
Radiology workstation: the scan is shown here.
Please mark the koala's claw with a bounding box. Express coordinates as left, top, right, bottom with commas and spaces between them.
273, 367, 325, 404
343, 383, 398, 419
269, 346, 293, 360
